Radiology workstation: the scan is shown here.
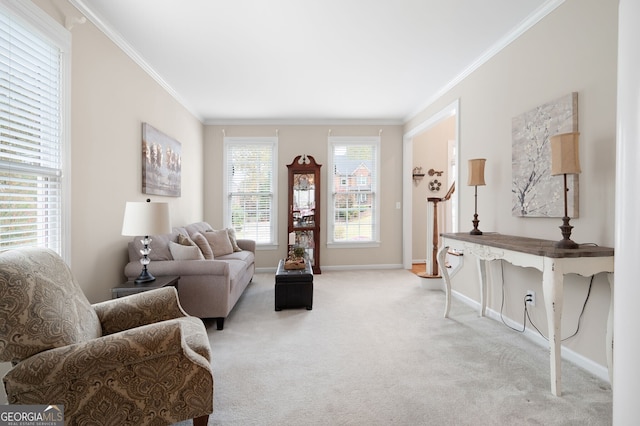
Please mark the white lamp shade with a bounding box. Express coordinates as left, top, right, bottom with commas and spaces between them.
121, 201, 172, 236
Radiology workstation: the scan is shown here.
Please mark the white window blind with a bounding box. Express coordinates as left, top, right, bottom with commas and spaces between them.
224, 138, 277, 245
327, 137, 380, 245
0, 3, 66, 255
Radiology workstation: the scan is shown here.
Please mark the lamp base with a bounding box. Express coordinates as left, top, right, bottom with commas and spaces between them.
555, 216, 579, 249
555, 238, 579, 249
134, 268, 156, 284
470, 216, 482, 235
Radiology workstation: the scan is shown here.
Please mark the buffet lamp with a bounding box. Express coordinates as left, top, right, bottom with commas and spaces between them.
467, 158, 486, 235
122, 199, 172, 283
550, 132, 581, 249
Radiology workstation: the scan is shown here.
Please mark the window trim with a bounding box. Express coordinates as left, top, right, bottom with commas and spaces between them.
222, 137, 278, 249
327, 136, 380, 248
0, 0, 71, 262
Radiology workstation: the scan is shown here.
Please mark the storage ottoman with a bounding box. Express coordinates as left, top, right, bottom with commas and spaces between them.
275, 259, 313, 311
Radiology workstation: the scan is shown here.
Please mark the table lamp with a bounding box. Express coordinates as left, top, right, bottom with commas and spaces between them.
550, 132, 581, 249
122, 199, 172, 283
468, 158, 486, 235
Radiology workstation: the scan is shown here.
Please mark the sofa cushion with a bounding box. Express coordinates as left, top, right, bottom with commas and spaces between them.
216, 249, 255, 265
191, 232, 214, 260
185, 222, 214, 236
204, 229, 234, 257
177, 234, 195, 246
226, 228, 242, 252
168, 241, 204, 260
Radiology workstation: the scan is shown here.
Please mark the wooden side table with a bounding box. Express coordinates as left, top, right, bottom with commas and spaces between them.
112, 275, 180, 299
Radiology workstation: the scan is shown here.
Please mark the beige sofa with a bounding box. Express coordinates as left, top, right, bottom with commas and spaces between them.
124, 222, 255, 330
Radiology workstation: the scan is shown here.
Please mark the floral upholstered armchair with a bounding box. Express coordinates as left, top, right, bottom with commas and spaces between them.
0, 248, 213, 426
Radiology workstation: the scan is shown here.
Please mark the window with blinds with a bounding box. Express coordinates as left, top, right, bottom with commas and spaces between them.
0, 2, 68, 256
223, 137, 278, 246
327, 136, 380, 246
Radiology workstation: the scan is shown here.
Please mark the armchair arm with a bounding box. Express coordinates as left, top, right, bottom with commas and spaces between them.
4, 318, 213, 422
4, 318, 210, 401
93, 286, 188, 335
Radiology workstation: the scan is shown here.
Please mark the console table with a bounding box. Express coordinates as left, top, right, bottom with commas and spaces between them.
437, 232, 614, 396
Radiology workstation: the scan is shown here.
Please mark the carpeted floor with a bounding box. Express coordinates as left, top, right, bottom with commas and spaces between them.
178, 269, 612, 425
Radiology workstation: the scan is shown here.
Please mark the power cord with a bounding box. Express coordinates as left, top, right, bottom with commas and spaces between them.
499, 262, 595, 341
526, 274, 594, 342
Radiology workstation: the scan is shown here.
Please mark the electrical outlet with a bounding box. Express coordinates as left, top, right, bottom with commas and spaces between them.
526, 290, 536, 306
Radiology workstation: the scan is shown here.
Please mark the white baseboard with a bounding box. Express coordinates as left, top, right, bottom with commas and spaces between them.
255, 263, 404, 274
450, 290, 610, 383
322, 263, 404, 271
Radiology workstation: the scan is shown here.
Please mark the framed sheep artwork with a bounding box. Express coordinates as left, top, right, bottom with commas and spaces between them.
142, 122, 182, 197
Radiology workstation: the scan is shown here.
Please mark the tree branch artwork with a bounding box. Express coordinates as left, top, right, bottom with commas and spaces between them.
511, 93, 579, 218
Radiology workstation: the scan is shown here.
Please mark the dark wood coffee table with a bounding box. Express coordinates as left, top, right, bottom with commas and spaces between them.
275, 259, 313, 311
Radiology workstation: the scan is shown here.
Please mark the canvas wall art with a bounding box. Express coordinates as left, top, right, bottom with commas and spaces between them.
142, 123, 181, 197
511, 92, 578, 218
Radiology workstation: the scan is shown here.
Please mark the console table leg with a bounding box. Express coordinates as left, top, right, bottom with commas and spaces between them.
477, 258, 488, 317
607, 272, 614, 384
543, 258, 563, 396
438, 245, 452, 318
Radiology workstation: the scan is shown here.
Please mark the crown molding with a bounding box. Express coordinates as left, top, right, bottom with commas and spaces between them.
204, 118, 404, 126
68, 0, 204, 123
404, 0, 566, 122
68, 0, 563, 127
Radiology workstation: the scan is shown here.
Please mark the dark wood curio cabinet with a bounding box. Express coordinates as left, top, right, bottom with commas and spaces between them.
287, 155, 321, 274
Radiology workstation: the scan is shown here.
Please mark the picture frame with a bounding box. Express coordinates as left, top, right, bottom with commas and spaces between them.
142, 123, 182, 197
511, 92, 578, 218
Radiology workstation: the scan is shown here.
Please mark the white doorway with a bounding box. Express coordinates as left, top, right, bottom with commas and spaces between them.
402, 99, 460, 270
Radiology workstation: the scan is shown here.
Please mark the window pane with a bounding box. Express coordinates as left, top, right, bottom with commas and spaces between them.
0, 5, 64, 254
225, 138, 277, 245
329, 138, 379, 244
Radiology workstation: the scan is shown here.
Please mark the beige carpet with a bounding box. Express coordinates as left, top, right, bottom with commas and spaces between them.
179, 269, 611, 425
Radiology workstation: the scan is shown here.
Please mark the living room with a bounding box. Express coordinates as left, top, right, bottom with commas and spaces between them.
3, 0, 639, 422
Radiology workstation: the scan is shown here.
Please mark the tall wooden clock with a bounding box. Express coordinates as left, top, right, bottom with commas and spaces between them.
287, 155, 321, 274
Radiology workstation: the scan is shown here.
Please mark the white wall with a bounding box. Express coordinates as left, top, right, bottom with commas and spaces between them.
33, 0, 205, 303
405, 0, 618, 369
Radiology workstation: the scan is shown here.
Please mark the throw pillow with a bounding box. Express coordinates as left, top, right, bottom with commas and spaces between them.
177, 233, 196, 246
204, 229, 234, 257
226, 227, 242, 252
168, 241, 205, 260
191, 232, 214, 260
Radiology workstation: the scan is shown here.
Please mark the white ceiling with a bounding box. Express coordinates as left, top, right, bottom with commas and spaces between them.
71, 0, 557, 123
